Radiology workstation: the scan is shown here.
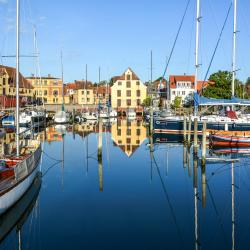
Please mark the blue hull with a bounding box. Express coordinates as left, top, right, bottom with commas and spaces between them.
154, 118, 250, 132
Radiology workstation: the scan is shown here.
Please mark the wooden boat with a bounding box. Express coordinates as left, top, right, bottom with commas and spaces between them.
210, 134, 250, 147
0, 172, 41, 242
0, 140, 41, 215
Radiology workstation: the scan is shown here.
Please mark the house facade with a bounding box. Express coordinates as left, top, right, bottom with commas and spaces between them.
26, 74, 64, 105
169, 75, 195, 104
111, 68, 147, 113
0, 65, 34, 108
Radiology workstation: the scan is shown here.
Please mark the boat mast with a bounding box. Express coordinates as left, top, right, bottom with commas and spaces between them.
232, 0, 237, 98
231, 162, 235, 250
194, 0, 201, 116
85, 64, 87, 109
61, 51, 64, 111
16, 0, 20, 157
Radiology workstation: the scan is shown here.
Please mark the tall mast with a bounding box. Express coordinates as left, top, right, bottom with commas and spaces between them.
150, 50, 153, 133
232, 0, 237, 97
85, 64, 87, 107
16, 0, 20, 157
61, 51, 64, 111
194, 0, 200, 116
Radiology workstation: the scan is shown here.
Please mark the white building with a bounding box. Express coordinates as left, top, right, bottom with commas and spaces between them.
169, 75, 195, 104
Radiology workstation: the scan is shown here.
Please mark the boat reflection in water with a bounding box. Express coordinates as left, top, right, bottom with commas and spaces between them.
0, 172, 41, 244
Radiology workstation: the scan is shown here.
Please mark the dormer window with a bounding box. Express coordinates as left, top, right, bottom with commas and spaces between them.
126, 74, 131, 80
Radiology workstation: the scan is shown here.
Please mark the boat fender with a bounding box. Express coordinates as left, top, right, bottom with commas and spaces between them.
156, 121, 160, 125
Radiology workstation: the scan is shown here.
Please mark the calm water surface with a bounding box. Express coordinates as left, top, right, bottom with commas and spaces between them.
1, 120, 250, 250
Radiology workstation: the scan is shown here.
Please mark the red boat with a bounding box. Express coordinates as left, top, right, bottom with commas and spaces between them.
211, 134, 250, 147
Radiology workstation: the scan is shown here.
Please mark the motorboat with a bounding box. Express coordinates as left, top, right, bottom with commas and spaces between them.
127, 109, 136, 120
82, 111, 98, 120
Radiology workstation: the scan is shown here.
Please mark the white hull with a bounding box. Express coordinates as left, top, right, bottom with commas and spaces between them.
0, 141, 41, 215
54, 111, 70, 124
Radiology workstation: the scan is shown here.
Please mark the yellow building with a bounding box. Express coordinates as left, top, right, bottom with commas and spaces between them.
93, 86, 110, 106
0, 65, 34, 107
111, 68, 147, 113
111, 119, 146, 157
74, 81, 95, 105
26, 74, 64, 105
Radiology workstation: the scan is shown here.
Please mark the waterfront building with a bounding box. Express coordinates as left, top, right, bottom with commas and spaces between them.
94, 86, 110, 106
147, 77, 168, 107
111, 119, 146, 157
73, 80, 95, 106
169, 75, 195, 104
111, 68, 147, 114
26, 74, 64, 105
0, 65, 34, 108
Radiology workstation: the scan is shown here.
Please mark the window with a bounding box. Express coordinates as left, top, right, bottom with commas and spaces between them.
117, 99, 121, 106
137, 99, 141, 106
44, 90, 47, 95
53, 90, 58, 96
117, 129, 121, 136
126, 81, 131, 88
136, 140, 140, 144
44, 80, 47, 85
182, 91, 185, 95
117, 90, 121, 97
39, 90, 42, 96
126, 129, 131, 135
172, 91, 175, 95
87, 91, 90, 95
136, 129, 141, 136
136, 81, 140, 85
127, 121, 131, 127
126, 74, 131, 80
82, 90, 84, 95
126, 138, 131, 144
87, 98, 90, 102
137, 120, 141, 126
3, 78, 5, 85
127, 90, 131, 97
118, 81, 122, 86
126, 99, 131, 106
44, 98, 47, 103
118, 140, 122, 144
136, 90, 140, 97
127, 145, 131, 151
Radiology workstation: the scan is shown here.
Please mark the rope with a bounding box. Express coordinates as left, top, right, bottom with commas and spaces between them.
200, 2, 233, 94
161, 0, 191, 83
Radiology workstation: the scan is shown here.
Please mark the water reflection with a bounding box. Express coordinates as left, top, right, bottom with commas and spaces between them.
0, 120, 249, 249
0, 173, 41, 248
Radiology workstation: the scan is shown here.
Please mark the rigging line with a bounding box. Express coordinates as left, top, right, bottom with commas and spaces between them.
200, 2, 233, 94
41, 150, 62, 162
42, 161, 61, 177
152, 154, 184, 245
161, 0, 191, 81
206, 182, 229, 248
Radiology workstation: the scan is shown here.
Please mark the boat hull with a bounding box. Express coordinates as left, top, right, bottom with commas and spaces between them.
211, 134, 250, 147
154, 118, 250, 133
0, 142, 41, 215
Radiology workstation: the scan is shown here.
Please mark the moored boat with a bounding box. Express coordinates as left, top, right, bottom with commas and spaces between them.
210, 134, 250, 147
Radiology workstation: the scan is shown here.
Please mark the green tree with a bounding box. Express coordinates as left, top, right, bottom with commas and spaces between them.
173, 96, 182, 108
142, 97, 152, 107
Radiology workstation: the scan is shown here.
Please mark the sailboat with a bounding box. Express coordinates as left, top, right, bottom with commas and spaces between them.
154, 0, 250, 133
0, 0, 42, 215
54, 52, 70, 124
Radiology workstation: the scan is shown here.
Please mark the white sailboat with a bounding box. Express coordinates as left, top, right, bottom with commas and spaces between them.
54, 52, 70, 124
0, 0, 42, 215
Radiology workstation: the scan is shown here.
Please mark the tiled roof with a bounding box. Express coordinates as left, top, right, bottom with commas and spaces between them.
169, 75, 195, 89
0, 64, 33, 89
197, 80, 214, 92
112, 67, 140, 82
74, 80, 93, 90
94, 86, 110, 94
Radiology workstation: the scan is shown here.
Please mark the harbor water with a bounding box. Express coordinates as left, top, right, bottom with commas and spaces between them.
0, 120, 250, 250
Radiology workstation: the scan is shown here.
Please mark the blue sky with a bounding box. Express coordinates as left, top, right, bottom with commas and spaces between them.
0, 0, 250, 83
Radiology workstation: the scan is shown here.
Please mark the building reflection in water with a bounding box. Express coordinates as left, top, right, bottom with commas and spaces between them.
111, 119, 147, 157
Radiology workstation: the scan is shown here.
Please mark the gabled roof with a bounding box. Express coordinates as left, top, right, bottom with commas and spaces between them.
74, 80, 93, 90
169, 75, 195, 89
0, 64, 33, 89
112, 67, 140, 82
